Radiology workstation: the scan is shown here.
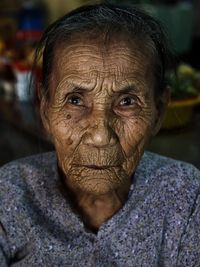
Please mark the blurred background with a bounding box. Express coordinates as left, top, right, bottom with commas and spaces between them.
0, 0, 200, 168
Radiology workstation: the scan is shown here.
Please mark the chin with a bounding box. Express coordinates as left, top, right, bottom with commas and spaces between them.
66, 168, 126, 195
78, 180, 115, 195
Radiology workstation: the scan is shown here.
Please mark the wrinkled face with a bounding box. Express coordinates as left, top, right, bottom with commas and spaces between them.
42, 39, 162, 195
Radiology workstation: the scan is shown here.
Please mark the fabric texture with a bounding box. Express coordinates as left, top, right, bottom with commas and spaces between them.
0, 151, 200, 267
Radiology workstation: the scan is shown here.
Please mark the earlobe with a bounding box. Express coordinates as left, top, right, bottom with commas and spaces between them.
151, 86, 171, 136
40, 96, 51, 134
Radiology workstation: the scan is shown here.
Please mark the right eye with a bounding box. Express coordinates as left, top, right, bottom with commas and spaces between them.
67, 94, 84, 106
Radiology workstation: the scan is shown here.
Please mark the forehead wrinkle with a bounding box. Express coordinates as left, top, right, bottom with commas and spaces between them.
52, 68, 150, 100
52, 68, 100, 93
51, 78, 90, 101
55, 42, 149, 73
55, 43, 101, 60
55, 44, 103, 68
109, 76, 153, 99
55, 43, 152, 78
55, 54, 103, 75
100, 54, 151, 80
51, 41, 155, 100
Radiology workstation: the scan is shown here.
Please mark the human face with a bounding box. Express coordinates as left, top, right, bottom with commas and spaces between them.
41, 39, 160, 195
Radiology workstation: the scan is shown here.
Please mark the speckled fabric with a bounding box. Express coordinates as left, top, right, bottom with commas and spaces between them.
0, 151, 200, 267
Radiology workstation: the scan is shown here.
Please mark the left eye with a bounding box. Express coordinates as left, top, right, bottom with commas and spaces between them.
119, 96, 136, 106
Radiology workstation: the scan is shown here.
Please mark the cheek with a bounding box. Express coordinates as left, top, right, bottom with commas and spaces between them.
49, 110, 88, 155
119, 116, 154, 176
118, 115, 154, 158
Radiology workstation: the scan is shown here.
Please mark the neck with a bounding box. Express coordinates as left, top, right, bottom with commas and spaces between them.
76, 187, 130, 233
58, 167, 132, 233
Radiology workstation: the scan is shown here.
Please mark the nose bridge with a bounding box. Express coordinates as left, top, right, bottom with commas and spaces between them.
84, 108, 116, 147
94, 108, 109, 127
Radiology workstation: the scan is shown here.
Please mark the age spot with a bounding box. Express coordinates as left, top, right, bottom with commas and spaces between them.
66, 138, 73, 145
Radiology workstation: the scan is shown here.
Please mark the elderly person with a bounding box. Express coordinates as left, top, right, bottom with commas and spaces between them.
0, 3, 200, 267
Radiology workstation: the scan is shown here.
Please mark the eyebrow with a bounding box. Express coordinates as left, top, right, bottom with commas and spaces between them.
68, 83, 140, 94
115, 85, 140, 94
70, 85, 91, 93
66, 82, 94, 93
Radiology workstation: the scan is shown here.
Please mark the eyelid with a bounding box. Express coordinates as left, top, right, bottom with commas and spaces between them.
65, 91, 83, 100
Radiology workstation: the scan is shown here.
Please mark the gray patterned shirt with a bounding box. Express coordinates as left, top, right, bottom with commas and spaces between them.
0, 151, 200, 267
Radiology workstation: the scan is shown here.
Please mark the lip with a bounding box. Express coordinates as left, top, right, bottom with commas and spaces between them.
74, 164, 118, 170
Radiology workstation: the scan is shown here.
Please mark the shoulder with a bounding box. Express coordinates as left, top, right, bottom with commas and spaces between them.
0, 151, 56, 173
136, 153, 200, 266
0, 152, 59, 259
0, 151, 56, 180
0, 151, 57, 205
138, 151, 200, 184
135, 151, 200, 207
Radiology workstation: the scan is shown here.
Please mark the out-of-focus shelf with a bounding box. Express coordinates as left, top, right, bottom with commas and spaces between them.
0, 99, 41, 137
0, 98, 53, 166
149, 104, 200, 168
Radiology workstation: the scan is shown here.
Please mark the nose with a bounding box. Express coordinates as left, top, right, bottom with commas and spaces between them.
83, 118, 118, 148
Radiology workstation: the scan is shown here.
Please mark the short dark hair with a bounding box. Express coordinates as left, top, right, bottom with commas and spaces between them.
35, 3, 174, 98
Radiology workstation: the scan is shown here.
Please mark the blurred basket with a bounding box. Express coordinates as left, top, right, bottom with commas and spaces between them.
162, 95, 200, 129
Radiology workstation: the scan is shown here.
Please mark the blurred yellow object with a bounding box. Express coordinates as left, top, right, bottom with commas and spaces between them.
162, 95, 200, 129
177, 63, 195, 77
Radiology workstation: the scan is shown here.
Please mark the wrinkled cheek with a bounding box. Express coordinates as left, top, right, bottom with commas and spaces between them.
122, 131, 146, 158
52, 125, 73, 149
121, 125, 152, 175
53, 134, 76, 170
49, 118, 76, 160
53, 135, 74, 154
123, 118, 153, 156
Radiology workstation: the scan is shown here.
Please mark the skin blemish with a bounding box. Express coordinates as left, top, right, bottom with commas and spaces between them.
66, 138, 73, 145
67, 114, 71, 119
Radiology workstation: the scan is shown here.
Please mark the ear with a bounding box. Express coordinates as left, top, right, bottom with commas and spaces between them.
40, 95, 51, 135
151, 86, 171, 136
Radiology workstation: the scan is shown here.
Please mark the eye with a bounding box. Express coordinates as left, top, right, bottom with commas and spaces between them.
114, 94, 141, 116
67, 94, 83, 106
119, 96, 136, 106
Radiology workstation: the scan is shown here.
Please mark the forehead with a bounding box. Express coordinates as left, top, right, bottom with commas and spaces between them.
50, 37, 155, 93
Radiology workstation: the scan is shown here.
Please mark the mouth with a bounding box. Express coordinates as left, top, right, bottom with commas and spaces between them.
73, 164, 119, 170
